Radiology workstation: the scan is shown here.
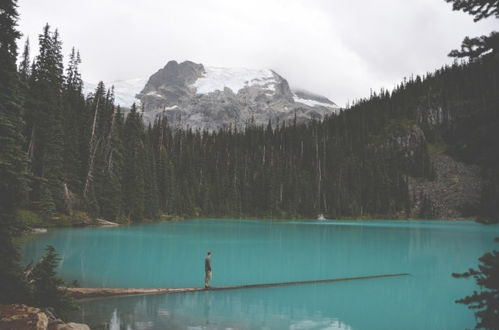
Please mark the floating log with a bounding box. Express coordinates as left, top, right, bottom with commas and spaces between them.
65, 273, 409, 299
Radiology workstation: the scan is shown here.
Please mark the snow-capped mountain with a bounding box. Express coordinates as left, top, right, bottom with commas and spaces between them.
85, 60, 340, 130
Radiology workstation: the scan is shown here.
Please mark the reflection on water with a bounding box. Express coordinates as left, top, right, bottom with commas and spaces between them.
23, 219, 499, 329
109, 309, 118, 330
72, 284, 354, 329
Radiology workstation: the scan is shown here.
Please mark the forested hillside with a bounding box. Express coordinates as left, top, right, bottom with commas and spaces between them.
11, 22, 499, 222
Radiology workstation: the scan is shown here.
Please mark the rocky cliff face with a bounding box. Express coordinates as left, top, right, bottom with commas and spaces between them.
403, 97, 483, 219
382, 100, 483, 219
136, 60, 339, 130
408, 153, 482, 219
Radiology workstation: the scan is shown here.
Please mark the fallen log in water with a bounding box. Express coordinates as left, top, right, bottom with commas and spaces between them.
64, 273, 410, 299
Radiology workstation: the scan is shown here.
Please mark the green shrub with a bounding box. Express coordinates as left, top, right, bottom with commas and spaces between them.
16, 209, 44, 228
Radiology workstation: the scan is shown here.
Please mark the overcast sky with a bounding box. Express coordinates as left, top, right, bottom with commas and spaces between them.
17, 0, 497, 107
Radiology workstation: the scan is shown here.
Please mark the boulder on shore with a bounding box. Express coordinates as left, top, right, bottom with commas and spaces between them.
0, 304, 89, 330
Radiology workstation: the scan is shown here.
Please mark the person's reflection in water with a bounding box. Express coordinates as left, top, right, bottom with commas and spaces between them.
203, 291, 212, 326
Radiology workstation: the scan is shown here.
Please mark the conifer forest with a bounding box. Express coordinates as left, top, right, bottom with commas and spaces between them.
1, 0, 499, 328
5, 22, 498, 223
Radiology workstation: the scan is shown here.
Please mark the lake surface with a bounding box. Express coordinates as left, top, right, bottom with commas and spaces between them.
22, 219, 499, 329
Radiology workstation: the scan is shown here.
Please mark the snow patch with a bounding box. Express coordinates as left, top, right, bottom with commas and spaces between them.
109, 77, 147, 107
192, 66, 277, 94
293, 94, 338, 109
83, 77, 147, 107
146, 91, 164, 99
164, 105, 178, 111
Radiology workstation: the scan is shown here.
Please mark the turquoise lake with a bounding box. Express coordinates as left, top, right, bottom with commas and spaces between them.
21, 219, 499, 329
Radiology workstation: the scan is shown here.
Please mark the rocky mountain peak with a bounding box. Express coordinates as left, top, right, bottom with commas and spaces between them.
85, 60, 340, 131
140, 60, 205, 93
137, 60, 339, 131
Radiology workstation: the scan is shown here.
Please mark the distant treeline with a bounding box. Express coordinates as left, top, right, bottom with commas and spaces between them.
6, 24, 499, 223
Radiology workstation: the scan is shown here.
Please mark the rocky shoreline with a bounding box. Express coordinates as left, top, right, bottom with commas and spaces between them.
0, 304, 89, 330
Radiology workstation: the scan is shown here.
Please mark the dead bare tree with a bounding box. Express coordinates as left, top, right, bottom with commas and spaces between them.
105, 107, 117, 171
27, 126, 35, 163
83, 97, 100, 199
63, 183, 75, 216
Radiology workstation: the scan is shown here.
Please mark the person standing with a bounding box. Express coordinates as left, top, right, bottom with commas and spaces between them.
204, 251, 212, 288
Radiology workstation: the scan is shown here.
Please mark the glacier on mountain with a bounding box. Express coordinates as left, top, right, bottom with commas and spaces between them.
84, 60, 340, 131
192, 67, 277, 94
83, 77, 147, 108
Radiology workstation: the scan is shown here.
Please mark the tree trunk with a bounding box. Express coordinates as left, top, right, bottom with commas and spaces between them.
83, 98, 100, 199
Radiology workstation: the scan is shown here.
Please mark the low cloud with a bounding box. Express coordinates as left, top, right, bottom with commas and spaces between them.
18, 0, 497, 106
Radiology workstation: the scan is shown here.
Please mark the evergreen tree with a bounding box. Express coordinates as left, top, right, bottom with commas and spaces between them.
446, 0, 498, 21
0, 0, 30, 303
18, 37, 32, 147
29, 24, 66, 215
122, 104, 146, 221
96, 104, 125, 220
445, 0, 498, 58
62, 48, 85, 193
143, 126, 160, 219
18, 37, 30, 81
29, 245, 74, 314
154, 117, 174, 212
452, 239, 499, 329
449, 32, 499, 58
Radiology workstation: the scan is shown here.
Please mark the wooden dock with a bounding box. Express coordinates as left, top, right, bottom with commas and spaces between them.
65, 273, 409, 299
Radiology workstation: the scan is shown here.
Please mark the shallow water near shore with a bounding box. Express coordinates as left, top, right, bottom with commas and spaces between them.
22, 219, 499, 329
